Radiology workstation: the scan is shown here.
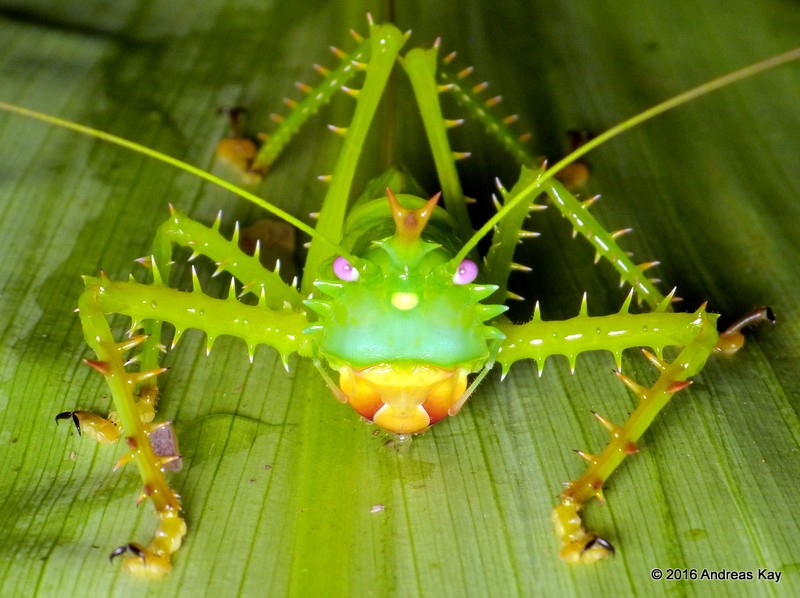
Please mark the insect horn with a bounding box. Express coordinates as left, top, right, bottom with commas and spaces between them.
386, 187, 441, 242
452, 46, 800, 264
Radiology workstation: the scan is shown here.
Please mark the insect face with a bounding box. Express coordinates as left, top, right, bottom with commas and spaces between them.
306, 191, 507, 434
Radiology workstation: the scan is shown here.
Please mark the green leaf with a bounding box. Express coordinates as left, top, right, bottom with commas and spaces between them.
1, 0, 799, 595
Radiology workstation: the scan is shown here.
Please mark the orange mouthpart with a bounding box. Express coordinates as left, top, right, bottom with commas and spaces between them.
337, 363, 469, 434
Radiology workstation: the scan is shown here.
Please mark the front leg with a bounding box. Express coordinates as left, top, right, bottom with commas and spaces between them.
77, 283, 184, 578
497, 298, 720, 563
550, 312, 719, 564
498, 302, 772, 563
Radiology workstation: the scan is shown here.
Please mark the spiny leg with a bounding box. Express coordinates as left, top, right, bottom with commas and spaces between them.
69, 208, 310, 576
303, 22, 408, 292
436, 53, 662, 308
496, 297, 720, 563
149, 206, 304, 310
400, 43, 471, 239
549, 307, 772, 563
78, 283, 183, 578
77, 270, 308, 576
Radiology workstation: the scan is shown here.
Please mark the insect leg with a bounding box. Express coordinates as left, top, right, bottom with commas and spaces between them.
77, 269, 309, 576
302, 22, 408, 292
543, 178, 666, 309
250, 37, 371, 173
400, 45, 471, 239
496, 296, 728, 562
78, 281, 183, 578
553, 310, 719, 563
149, 206, 304, 310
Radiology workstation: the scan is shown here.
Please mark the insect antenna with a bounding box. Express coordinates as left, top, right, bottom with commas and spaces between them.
0, 101, 355, 260
453, 46, 800, 264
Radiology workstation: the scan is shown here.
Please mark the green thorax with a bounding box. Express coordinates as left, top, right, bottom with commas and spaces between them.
305, 192, 506, 370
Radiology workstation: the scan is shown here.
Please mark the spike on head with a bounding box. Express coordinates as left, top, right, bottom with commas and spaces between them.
386, 187, 440, 243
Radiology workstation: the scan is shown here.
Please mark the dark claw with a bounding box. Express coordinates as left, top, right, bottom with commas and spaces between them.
55, 411, 81, 436
583, 536, 615, 555
109, 543, 146, 564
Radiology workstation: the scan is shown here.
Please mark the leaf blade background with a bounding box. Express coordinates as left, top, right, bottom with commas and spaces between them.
1, 0, 799, 596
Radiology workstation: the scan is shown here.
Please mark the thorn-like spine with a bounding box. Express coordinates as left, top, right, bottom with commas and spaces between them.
614, 370, 647, 400
582, 195, 600, 209
113, 452, 134, 472
151, 258, 164, 285
329, 45, 346, 59
340, 86, 360, 98
443, 50, 457, 64
84, 359, 111, 375
472, 81, 489, 93
612, 350, 623, 371
611, 228, 633, 239
641, 349, 667, 371
592, 411, 621, 437
453, 151, 471, 161
510, 262, 533, 272
171, 328, 184, 350
619, 290, 634, 314
191, 266, 201, 292
578, 292, 589, 317
655, 288, 677, 312
232, 220, 241, 245
295, 81, 312, 93
444, 118, 464, 128
457, 66, 474, 79
313, 63, 330, 76
327, 124, 348, 136
637, 260, 660, 272
485, 95, 503, 107
668, 380, 693, 393
270, 113, 284, 123
116, 335, 148, 352
129, 367, 168, 385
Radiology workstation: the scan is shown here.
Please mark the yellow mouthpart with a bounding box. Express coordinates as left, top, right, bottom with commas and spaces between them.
337, 363, 469, 434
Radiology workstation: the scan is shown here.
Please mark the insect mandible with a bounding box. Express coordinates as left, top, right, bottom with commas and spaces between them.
1, 16, 797, 580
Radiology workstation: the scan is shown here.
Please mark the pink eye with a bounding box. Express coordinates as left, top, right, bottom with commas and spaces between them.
333, 256, 359, 282
453, 259, 478, 284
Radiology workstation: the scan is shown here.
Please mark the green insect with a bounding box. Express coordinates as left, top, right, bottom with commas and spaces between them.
2, 17, 797, 580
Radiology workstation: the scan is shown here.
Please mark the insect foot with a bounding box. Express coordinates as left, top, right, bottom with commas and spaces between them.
55, 410, 120, 444
551, 502, 614, 564
715, 306, 775, 354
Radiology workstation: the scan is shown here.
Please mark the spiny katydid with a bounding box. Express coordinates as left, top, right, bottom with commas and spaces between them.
1, 17, 797, 579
